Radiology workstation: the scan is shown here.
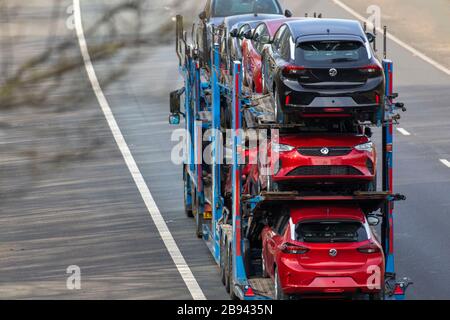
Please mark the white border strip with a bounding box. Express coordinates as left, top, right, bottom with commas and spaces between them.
333, 0, 450, 76
440, 159, 450, 168
73, 0, 206, 300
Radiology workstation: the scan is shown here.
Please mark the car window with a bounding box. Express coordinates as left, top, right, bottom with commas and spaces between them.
252, 24, 266, 51
272, 25, 287, 52
255, 26, 269, 54
296, 40, 369, 66
279, 31, 291, 60
274, 215, 289, 235
213, 0, 282, 17
296, 220, 368, 243
238, 24, 251, 47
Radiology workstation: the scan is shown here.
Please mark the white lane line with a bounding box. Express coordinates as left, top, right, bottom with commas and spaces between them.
397, 128, 411, 136
440, 159, 450, 168
73, 0, 206, 300
333, 0, 450, 76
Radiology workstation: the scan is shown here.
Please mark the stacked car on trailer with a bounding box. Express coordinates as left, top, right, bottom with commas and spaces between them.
169, 1, 411, 300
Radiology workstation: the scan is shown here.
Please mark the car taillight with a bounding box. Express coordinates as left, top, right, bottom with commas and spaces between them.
285, 94, 291, 105
357, 242, 380, 254
358, 65, 383, 77
281, 243, 309, 254
324, 108, 345, 113
375, 93, 381, 104
282, 65, 307, 78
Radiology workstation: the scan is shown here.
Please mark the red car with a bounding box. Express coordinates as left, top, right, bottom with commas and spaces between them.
242, 18, 293, 93
261, 204, 385, 299
246, 131, 377, 193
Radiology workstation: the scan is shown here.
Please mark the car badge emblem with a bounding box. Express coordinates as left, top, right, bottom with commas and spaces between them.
329, 68, 338, 77
329, 249, 338, 257
320, 147, 330, 155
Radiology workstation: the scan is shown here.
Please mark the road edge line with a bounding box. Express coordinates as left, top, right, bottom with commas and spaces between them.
332, 0, 450, 76
440, 159, 450, 168
73, 0, 206, 300
397, 128, 411, 136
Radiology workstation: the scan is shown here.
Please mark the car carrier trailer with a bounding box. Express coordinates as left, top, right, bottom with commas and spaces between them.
170, 15, 411, 300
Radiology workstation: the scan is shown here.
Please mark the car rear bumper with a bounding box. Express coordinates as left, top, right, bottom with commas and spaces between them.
279, 78, 384, 121
273, 175, 374, 183
283, 276, 375, 295
278, 258, 384, 295
284, 104, 382, 122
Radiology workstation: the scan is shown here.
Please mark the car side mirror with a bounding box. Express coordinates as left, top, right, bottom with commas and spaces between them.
199, 11, 207, 21
284, 9, 293, 18
243, 29, 253, 40
367, 216, 380, 227
366, 32, 375, 43
229, 28, 239, 38
169, 114, 181, 125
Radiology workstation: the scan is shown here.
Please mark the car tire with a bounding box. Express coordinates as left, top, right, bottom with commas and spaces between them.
224, 242, 230, 293
228, 244, 239, 300
366, 174, 377, 192
220, 238, 226, 286
274, 87, 289, 124
266, 174, 279, 192
262, 63, 269, 94
193, 190, 203, 238
274, 267, 288, 300
183, 166, 194, 218
242, 59, 248, 87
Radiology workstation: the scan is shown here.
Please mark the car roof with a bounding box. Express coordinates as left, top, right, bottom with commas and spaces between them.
223, 13, 284, 30
288, 204, 365, 223
236, 20, 262, 31
263, 17, 299, 35
285, 18, 366, 40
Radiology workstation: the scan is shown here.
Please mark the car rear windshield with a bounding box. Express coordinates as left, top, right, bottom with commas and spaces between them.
295, 40, 369, 66
296, 220, 368, 243
213, 0, 282, 17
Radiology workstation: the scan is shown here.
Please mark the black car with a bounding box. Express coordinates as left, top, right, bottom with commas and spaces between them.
261, 19, 384, 124
194, 0, 290, 67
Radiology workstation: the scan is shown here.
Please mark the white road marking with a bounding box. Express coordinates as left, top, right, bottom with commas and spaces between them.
440, 159, 450, 168
397, 128, 411, 136
333, 0, 450, 76
73, 0, 206, 300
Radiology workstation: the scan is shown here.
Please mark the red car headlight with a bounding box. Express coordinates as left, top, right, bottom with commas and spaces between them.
354, 142, 374, 153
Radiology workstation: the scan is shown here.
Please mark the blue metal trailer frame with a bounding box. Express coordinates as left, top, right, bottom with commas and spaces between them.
170, 15, 411, 300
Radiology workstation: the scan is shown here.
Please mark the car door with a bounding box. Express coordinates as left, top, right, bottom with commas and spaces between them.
273, 28, 293, 87
265, 25, 287, 93
249, 24, 266, 77
266, 214, 289, 277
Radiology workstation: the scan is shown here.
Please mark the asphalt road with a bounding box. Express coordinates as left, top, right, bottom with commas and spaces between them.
0, 0, 449, 300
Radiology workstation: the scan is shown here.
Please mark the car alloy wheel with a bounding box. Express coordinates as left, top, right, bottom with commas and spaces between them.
274, 88, 284, 124
274, 268, 287, 300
